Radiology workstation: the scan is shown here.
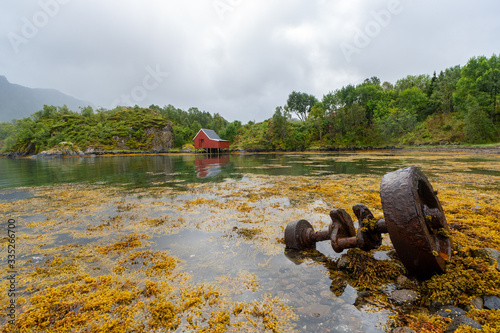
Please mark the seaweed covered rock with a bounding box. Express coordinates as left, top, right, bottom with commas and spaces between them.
436, 305, 466, 319
390, 290, 419, 305
335, 249, 406, 289
445, 316, 482, 333
471, 248, 500, 272
30, 141, 84, 158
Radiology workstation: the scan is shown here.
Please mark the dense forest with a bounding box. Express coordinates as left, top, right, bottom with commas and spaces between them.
1, 55, 499, 155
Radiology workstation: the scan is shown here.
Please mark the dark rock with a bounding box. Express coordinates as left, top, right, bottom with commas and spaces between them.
471, 248, 500, 271
357, 290, 370, 299
445, 316, 482, 333
436, 306, 466, 319
387, 249, 399, 260
390, 290, 419, 305
483, 295, 500, 310
391, 328, 416, 333
428, 300, 448, 313
149, 124, 174, 152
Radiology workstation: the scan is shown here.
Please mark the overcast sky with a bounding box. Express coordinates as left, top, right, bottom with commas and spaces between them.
1, 0, 499, 123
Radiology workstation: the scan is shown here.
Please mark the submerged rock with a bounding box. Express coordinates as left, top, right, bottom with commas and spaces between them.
297, 303, 331, 320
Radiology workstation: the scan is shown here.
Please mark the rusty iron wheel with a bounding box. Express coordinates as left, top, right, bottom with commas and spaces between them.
380, 166, 452, 279
284, 219, 315, 250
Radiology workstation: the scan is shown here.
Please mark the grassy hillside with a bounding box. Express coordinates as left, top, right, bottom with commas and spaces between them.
1, 55, 499, 155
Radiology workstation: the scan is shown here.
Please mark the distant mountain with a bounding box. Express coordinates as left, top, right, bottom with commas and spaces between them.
0, 75, 92, 122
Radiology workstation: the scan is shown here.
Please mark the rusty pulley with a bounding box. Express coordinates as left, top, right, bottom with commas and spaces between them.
284, 166, 453, 279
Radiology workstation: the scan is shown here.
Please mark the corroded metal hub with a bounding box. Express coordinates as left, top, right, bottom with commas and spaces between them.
284, 166, 453, 279
380, 166, 452, 279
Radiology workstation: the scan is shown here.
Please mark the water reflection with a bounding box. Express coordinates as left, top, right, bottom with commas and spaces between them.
1, 151, 498, 189
154, 228, 388, 332
194, 155, 230, 178
284, 247, 350, 297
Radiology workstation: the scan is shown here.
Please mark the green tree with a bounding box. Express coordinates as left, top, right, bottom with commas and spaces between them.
431, 66, 461, 114
80, 106, 94, 119
334, 103, 368, 144
396, 87, 430, 121
209, 113, 228, 134
455, 55, 500, 123
269, 106, 288, 145
334, 84, 357, 107
464, 98, 496, 143
376, 108, 417, 140
220, 122, 238, 142
285, 91, 318, 121
309, 102, 326, 142
322, 92, 341, 113
395, 74, 430, 91
356, 80, 383, 124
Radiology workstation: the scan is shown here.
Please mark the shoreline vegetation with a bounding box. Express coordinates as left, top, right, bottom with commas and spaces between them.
1, 143, 499, 159
1, 55, 499, 157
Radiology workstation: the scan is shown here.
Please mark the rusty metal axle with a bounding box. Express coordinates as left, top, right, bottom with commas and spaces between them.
284, 166, 453, 279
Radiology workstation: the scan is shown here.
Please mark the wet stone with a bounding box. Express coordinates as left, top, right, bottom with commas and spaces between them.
445, 316, 482, 333
279, 279, 289, 286
357, 290, 370, 299
279, 267, 291, 274
436, 306, 466, 319
469, 296, 484, 310
471, 248, 500, 271
483, 295, 500, 310
297, 303, 331, 321
390, 289, 419, 305
337, 255, 351, 270
396, 275, 409, 286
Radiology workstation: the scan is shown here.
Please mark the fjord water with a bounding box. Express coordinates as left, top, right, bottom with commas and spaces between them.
1, 151, 499, 332
0, 151, 458, 189
1, 151, 498, 190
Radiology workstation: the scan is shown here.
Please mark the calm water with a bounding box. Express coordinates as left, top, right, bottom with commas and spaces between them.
2, 151, 497, 190
1, 151, 498, 332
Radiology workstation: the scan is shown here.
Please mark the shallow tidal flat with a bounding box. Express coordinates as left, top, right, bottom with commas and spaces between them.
0, 152, 499, 332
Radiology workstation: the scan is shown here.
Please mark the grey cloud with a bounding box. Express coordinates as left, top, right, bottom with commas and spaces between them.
1, 0, 499, 123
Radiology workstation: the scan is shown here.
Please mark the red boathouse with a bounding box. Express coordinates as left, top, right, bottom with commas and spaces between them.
193, 129, 230, 153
